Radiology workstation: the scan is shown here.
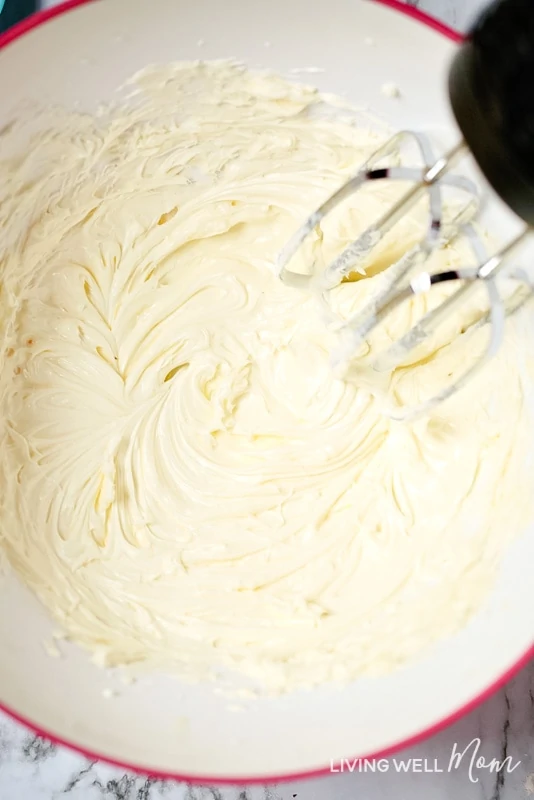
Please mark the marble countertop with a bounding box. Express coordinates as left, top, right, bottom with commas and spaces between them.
2, 0, 534, 798
1, 666, 534, 799
1, 662, 534, 799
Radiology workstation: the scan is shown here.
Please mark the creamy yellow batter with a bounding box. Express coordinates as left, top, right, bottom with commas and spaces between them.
0, 62, 533, 693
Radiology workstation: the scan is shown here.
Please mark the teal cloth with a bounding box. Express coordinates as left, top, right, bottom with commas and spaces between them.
0, 0, 39, 34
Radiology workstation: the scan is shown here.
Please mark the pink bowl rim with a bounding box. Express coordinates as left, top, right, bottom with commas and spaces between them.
0, 0, 532, 786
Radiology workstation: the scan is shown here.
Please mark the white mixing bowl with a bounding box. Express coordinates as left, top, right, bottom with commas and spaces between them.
0, 0, 533, 784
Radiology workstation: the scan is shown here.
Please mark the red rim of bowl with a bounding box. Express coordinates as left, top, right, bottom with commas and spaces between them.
0, 0, 532, 786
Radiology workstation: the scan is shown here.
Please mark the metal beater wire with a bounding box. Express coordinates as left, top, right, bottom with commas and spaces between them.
278, 133, 534, 417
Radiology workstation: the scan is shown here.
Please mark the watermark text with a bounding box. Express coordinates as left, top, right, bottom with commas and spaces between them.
330, 738, 521, 783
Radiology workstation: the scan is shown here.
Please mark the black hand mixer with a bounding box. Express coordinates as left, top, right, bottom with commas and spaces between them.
278, 0, 534, 418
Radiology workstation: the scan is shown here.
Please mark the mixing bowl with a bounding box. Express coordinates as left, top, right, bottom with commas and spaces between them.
0, 0, 533, 784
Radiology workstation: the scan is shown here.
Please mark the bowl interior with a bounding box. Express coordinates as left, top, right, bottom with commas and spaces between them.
0, 0, 533, 782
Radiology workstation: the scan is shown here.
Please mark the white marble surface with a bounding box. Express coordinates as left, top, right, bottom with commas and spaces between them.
3, 0, 534, 798
1, 663, 534, 799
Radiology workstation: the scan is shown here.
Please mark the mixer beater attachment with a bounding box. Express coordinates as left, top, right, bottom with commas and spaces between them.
278, 132, 533, 418
278, 0, 534, 418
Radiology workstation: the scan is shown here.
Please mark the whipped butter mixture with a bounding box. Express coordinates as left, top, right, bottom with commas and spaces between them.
0, 62, 533, 692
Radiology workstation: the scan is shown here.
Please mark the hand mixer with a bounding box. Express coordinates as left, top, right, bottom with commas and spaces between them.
278, 0, 534, 419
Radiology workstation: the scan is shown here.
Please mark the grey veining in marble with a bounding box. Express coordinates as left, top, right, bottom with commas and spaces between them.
2, 0, 534, 798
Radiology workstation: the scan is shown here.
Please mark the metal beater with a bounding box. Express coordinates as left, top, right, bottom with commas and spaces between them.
278, 0, 534, 418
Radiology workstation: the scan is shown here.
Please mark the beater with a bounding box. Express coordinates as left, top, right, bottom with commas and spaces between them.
278, 0, 534, 417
